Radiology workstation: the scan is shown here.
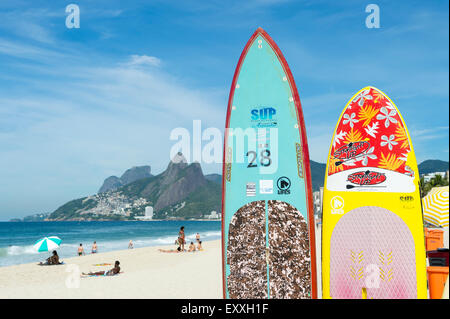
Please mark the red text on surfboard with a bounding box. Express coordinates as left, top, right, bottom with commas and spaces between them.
347, 170, 386, 186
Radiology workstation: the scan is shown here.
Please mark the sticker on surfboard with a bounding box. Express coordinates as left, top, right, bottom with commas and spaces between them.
322, 86, 427, 299
221, 28, 317, 299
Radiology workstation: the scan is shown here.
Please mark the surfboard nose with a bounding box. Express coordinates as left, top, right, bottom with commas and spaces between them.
253, 27, 269, 38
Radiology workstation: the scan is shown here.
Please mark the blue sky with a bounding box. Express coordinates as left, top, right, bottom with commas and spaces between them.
0, 0, 448, 219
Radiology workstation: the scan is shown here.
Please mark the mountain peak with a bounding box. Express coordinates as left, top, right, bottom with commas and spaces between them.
171, 152, 187, 164
161, 153, 188, 185
98, 165, 152, 193
120, 165, 152, 185
419, 159, 449, 175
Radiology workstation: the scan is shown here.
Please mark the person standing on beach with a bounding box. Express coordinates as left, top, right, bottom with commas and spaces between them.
78, 243, 85, 256
178, 226, 185, 251
91, 241, 98, 254
128, 240, 134, 249
196, 233, 200, 243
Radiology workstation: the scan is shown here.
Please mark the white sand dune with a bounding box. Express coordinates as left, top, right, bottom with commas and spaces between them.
0, 240, 222, 299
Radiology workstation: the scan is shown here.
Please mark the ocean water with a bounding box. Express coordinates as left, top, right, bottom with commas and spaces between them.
0, 221, 221, 267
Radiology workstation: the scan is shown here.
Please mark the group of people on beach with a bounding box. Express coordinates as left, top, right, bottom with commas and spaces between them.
39, 248, 121, 276
74, 241, 121, 276
78, 240, 134, 253
40, 226, 204, 276
77, 241, 98, 256
159, 226, 203, 253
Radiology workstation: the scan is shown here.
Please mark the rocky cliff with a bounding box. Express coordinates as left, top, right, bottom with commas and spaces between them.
48, 154, 219, 221
98, 165, 152, 193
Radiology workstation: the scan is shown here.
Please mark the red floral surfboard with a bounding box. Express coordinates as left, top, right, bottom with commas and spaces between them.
328, 87, 413, 178
322, 86, 427, 299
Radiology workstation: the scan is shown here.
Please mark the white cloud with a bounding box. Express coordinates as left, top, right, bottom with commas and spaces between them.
126, 54, 162, 67
411, 126, 449, 140
0, 8, 61, 44
0, 38, 64, 60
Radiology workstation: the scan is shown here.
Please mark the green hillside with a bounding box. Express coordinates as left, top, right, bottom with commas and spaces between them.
418, 160, 449, 175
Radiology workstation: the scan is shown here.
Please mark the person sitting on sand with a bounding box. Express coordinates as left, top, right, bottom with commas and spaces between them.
49, 250, 60, 264
188, 242, 196, 252
91, 241, 98, 254
83, 261, 121, 276
196, 241, 203, 251
159, 246, 182, 253
78, 243, 85, 256
40, 250, 62, 265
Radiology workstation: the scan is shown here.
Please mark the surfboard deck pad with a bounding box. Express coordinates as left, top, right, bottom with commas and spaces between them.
227, 201, 267, 299
268, 200, 311, 298
330, 206, 416, 299
226, 200, 312, 299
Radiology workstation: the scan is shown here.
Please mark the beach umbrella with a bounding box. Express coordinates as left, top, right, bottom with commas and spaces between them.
423, 186, 449, 228
33, 236, 62, 252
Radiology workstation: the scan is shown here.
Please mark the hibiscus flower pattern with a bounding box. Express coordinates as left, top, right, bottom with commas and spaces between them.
376, 107, 398, 128
328, 87, 412, 176
380, 134, 398, 151
351, 89, 373, 107
342, 113, 359, 128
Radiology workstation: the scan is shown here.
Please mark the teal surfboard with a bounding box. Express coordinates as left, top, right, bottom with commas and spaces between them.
221, 28, 317, 299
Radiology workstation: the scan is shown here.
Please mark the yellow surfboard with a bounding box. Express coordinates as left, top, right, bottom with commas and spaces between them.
322, 86, 427, 299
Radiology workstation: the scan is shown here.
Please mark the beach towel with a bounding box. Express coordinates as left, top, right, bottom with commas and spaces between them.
81, 271, 123, 278
92, 263, 112, 266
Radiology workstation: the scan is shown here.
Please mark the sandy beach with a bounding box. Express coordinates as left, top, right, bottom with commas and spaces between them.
0, 225, 322, 299
0, 240, 222, 299
1, 226, 447, 299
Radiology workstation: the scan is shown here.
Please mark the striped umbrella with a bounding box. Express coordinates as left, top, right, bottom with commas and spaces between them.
33, 236, 62, 252
423, 186, 449, 228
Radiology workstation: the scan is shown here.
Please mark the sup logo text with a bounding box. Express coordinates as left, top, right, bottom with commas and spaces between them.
347, 170, 386, 187
333, 141, 370, 166
251, 107, 276, 120
251, 107, 277, 128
